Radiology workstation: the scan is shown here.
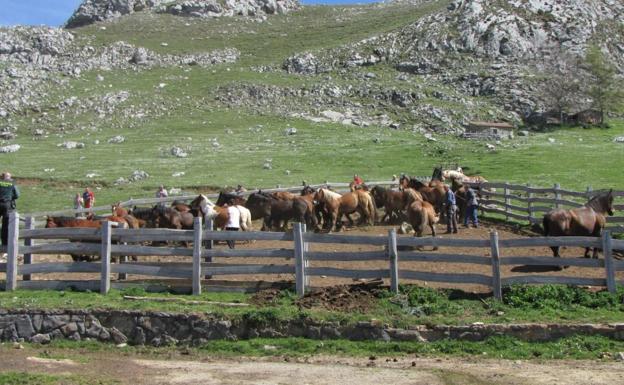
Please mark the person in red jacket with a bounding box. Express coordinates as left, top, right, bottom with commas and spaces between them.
353, 174, 363, 186
82, 187, 95, 211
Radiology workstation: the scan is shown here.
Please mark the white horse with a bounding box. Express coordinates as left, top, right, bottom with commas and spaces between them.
192, 194, 252, 231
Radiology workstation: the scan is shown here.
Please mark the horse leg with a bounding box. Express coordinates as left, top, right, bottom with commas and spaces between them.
584, 247, 591, 258
550, 246, 560, 258
430, 220, 438, 251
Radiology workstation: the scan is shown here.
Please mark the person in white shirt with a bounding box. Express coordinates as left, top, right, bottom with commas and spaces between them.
224, 202, 240, 249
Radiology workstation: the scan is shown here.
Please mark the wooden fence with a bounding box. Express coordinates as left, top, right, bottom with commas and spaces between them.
466, 182, 624, 234
1, 213, 623, 299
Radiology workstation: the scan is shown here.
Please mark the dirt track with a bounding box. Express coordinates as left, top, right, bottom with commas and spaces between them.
20, 219, 623, 294
1, 347, 623, 385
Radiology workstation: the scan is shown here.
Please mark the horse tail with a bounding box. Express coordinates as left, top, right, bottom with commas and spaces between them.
542, 215, 550, 236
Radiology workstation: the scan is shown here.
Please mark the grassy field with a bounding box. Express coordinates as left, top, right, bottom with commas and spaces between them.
1, 285, 623, 327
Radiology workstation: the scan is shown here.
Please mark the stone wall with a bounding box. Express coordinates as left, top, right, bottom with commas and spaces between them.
1, 309, 624, 346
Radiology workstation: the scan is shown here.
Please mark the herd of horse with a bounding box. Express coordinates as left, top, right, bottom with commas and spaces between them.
43, 166, 617, 261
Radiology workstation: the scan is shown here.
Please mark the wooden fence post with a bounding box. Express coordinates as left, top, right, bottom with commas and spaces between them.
388, 228, 399, 294
302, 223, 310, 288
490, 231, 502, 300
192, 217, 203, 296
23, 216, 34, 281
602, 231, 616, 294
504, 182, 511, 222
118, 222, 128, 281
294, 222, 306, 296
100, 221, 112, 294
554, 183, 561, 209
204, 217, 213, 280
527, 183, 534, 224
6, 212, 19, 291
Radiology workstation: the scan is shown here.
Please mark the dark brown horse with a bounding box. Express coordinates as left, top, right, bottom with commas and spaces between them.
370, 185, 409, 223
216, 191, 246, 206
400, 176, 447, 214
245, 192, 308, 231
543, 190, 615, 259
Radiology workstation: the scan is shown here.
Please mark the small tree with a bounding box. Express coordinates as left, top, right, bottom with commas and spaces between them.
582, 45, 623, 125
539, 48, 582, 125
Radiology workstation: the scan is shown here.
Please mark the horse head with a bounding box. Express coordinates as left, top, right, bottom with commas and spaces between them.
45, 216, 57, 228
301, 185, 315, 196
607, 189, 615, 216
586, 190, 615, 216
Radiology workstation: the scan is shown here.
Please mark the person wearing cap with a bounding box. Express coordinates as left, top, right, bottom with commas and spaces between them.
0, 172, 19, 247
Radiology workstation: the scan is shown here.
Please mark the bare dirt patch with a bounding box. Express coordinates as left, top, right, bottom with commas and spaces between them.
1, 346, 624, 385
294, 279, 385, 313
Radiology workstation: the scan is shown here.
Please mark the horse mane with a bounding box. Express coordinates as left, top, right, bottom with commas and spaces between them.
319, 188, 342, 203
585, 190, 613, 214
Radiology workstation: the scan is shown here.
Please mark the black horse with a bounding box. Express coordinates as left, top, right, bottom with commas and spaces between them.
245, 192, 308, 231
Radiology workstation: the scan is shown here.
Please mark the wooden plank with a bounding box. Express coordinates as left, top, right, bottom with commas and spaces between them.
0, 262, 5, 272
201, 264, 295, 275
203, 230, 293, 242
530, 206, 556, 213
19, 262, 100, 275
397, 236, 489, 248
306, 251, 386, 261
502, 275, 605, 286
112, 228, 194, 242
306, 267, 390, 279
480, 207, 528, 221
5, 212, 19, 291
602, 231, 616, 294
399, 270, 492, 286
607, 217, 624, 224
303, 232, 387, 246
100, 221, 112, 294
501, 256, 604, 268
20, 242, 101, 255
490, 231, 502, 300
111, 244, 193, 257
554, 183, 561, 209
20, 228, 101, 240
294, 223, 306, 296
388, 229, 399, 293
204, 217, 213, 280
192, 217, 202, 295
18, 280, 100, 291
112, 264, 192, 279
613, 239, 624, 250
399, 252, 491, 265
499, 237, 601, 248
202, 248, 293, 259
23, 216, 34, 281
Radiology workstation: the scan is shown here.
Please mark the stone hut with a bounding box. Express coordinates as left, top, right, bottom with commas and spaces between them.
463, 121, 514, 140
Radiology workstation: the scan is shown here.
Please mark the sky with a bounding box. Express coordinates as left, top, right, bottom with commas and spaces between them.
0, 0, 380, 27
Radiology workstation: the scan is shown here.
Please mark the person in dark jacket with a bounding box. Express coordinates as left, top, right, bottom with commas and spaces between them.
445, 188, 458, 233
0, 172, 20, 246
464, 185, 479, 228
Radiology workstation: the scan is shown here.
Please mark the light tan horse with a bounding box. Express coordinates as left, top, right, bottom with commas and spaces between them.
314, 188, 375, 231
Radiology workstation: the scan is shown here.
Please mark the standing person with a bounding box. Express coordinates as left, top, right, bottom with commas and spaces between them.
73, 193, 84, 218
445, 188, 458, 234
0, 172, 19, 248
464, 185, 479, 228
155, 185, 168, 207
82, 187, 95, 213
235, 184, 247, 194
353, 174, 364, 186
224, 201, 240, 249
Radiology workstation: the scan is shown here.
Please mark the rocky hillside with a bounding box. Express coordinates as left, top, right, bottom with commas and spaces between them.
1, 0, 623, 136
66, 0, 300, 28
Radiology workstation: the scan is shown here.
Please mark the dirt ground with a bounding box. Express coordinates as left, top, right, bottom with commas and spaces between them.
1, 346, 623, 385
15, 218, 623, 294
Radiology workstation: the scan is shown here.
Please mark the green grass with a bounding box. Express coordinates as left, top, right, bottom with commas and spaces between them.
30, 335, 624, 361
73, 2, 451, 66
0, 372, 116, 385
1, 285, 622, 326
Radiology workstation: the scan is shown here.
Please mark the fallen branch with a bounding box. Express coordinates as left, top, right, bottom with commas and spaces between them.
122, 295, 249, 307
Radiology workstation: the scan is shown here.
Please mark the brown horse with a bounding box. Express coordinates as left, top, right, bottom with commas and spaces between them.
111, 202, 142, 229
171, 200, 191, 213
400, 176, 447, 214
406, 195, 439, 248
543, 190, 615, 259
271, 191, 297, 201
314, 188, 375, 231
245, 192, 308, 231
370, 185, 410, 223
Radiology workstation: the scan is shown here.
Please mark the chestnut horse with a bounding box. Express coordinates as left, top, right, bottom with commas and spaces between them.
314, 188, 375, 231
111, 202, 143, 228
400, 176, 447, 214
405, 192, 439, 248
543, 190, 615, 259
